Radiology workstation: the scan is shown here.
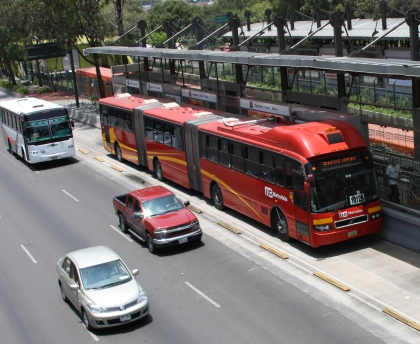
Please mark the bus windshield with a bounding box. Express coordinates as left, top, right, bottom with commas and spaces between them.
309, 152, 379, 213
25, 116, 72, 143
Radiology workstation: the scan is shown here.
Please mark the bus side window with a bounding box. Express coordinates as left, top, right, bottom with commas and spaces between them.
124, 111, 132, 132
153, 120, 163, 143
200, 134, 207, 159
145, 117, 153, 140
172, 126, 183, 150
208, 136, 219, 163
285, 159, 293, 189
260, 150, 275, 183
231, 143, 244, 172
219, 138, 230, 167
245, 147, 259, 177
163, 123, 171, 146
276, 155, 284, 186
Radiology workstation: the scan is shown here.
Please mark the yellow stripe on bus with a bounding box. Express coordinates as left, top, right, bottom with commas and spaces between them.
368, 205, 381, 213
313, 217, 333, 225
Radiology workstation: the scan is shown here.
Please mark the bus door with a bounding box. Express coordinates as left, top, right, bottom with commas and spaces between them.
99, 106, 111, 151
293, 171, 311, 245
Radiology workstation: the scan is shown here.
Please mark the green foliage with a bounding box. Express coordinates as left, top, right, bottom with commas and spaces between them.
89, 93, 99, 104
38, 86, 52, 94
13, 86, 29, 94
0, 80, 13, 90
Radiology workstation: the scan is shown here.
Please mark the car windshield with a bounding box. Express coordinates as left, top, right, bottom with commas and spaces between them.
142, 195, 184, 217
79, 259, 132, 290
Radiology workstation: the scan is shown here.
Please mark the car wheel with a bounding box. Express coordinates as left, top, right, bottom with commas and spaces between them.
119, 213, 128, 233
146, 233, 156, 254
82, 309, 92, 331
115, 143, 123, 162
154, 159, 163, 181
211, 184, 224, 210
59, 283, 67, 302
273, 208, 290, 241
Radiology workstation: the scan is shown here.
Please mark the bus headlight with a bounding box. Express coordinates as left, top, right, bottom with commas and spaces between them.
31, 151, 39, 155
371, 212, 381, 220
314, 224, 332, 232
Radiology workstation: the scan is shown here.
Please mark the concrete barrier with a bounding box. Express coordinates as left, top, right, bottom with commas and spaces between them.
67, 107, 101, 129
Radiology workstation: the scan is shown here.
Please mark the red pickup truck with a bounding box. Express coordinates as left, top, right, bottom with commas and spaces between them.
113, 186, 202, 254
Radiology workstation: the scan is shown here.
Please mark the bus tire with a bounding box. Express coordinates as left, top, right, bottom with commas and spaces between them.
272, 208, 290, 242
211, 184, 224, 210
115, 143, 123, 162
154, 159, 164, 181
119, 213, 128, 233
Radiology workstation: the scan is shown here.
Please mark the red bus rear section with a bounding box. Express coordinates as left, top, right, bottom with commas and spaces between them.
99, 94, 382, 248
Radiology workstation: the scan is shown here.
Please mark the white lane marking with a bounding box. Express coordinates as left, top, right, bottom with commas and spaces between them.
62, 190, 79, 202
110, 225, 133, 242
347, 292, 382, 312
241, 235, 259, 245
84, 327, 99, 342
185, 282, 221, 308
21, 245, 37, 264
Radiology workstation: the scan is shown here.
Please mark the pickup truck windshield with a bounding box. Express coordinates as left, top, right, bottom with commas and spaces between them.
142, 195, 184, 217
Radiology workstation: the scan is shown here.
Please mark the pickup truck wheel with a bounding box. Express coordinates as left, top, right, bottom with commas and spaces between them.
154, 160, 164, 181
119, 214, 128, 233
115, 143, 123, 162
146, 233, 157, 254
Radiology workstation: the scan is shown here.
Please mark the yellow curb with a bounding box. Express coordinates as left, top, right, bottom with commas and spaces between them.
78, 148, 88, 154
314, 271, 350, 291
111, 165, 124, 172
383, 308, 420, 331
260, 243, 289, 259
93, 156, 104, 162
187, 205, 202, 214
218, 221, 241, 234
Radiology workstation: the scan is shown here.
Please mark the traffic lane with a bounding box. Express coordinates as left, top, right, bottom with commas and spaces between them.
0, 149, 386, 343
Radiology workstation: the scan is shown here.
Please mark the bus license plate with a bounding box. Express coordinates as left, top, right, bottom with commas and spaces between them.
120, 314, 131, 322
348, 230, 357, 238
349, 193, 365, 205
179, 237, 188, 244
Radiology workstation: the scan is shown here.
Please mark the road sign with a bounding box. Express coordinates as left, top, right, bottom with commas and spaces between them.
215, 15, 228, 24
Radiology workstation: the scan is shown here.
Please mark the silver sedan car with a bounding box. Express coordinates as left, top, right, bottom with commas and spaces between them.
56, 246, 149, 330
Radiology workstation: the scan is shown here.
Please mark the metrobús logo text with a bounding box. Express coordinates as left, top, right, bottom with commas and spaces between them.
265, 187, 288, 202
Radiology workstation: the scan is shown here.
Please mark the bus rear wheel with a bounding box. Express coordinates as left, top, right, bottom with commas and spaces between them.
211, 184, 224, 210
115, 143, 123, 162
273, 209, 290, 241
154, 159, 163, 181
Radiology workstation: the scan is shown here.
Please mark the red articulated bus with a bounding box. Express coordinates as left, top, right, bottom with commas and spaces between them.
99, 94, 382, 248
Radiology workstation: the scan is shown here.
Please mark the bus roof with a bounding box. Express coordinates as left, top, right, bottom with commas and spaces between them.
198, 117, 367, 159
99, 94, 172, 111
142, 104, 239, 125
76, 67, 113, 82
0, 97, 64, 115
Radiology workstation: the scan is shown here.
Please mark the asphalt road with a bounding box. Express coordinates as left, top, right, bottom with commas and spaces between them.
0, 128, 390, 343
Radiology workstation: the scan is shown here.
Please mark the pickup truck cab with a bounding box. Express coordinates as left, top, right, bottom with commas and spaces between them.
113, 186, 202, 253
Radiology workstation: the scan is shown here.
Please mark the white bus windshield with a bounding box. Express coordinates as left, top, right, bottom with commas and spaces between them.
25, 116, 72, 144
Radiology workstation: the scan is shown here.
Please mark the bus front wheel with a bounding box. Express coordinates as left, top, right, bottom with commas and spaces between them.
211, 184, 224, 210
273, 209, 290, 241
115, 143, 123, 162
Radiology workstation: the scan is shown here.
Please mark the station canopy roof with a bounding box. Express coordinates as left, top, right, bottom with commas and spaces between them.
222, 18, 417, 41
85, 46, 420, 78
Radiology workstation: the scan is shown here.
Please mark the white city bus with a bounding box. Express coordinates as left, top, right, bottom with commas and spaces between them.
0, 97, 76, 164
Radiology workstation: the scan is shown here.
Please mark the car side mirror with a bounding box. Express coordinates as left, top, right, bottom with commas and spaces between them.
69, 283, 79, 291
184, 200, 190, 207
70, 120, 75, 128
132, 269, 139, 277
133, 212, 143, 219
